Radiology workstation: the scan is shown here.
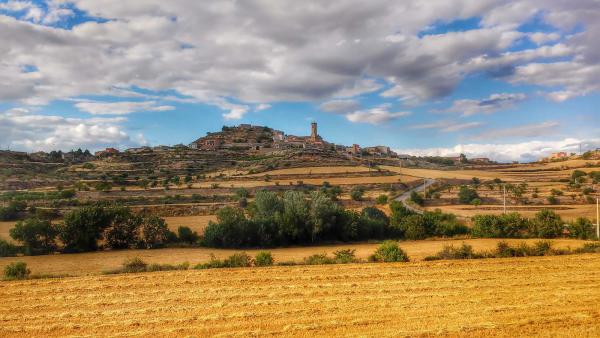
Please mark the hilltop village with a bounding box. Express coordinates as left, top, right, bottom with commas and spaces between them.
186, 122, 396, 158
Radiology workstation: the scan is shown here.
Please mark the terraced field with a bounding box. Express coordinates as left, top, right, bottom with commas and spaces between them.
1, 254, 599, 337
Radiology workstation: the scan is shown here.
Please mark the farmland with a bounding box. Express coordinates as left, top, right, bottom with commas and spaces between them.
2, 254, 599, 337
0, 238, 590, 277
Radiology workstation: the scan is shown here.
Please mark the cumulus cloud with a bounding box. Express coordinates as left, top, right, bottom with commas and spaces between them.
75, 101, 175, 115
345, 105, 410, 125
443, 93, 526, 116
1, 0, 595, 116
0, 108, 142, 151
396, 137, 600, 163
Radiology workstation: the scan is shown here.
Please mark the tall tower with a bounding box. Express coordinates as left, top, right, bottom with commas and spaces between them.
310, 122, 318, 141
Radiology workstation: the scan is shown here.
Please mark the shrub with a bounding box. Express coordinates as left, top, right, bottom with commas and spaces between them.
350, 186, 365, 201
147, 262, 189, 272
375, 194, 388, 205
531, 209, 563, 238
333, 249, 358, 263
424, 243, 481, 261
254, 251, 274, 266
122, 257, 148, 273
304, 253, 334, 265
574, 242, 600, 254
546, 196, 558, 205
409, 191, 424, 206
177, 226, 200, 244
0, 239, 19, 257
369, 241, 409, 262
569, 217, 594, 240
458, 186, 479, 204
3, 262, 30, 280
195, 253, 253, 269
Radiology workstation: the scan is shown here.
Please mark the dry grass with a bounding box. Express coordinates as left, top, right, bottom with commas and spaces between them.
427, 204, 597, 221
0, 238, 589, 277
246, 165, 374, 176
0, 221, 15, 243
164, 215, 216, 234
1, 254, 599, 337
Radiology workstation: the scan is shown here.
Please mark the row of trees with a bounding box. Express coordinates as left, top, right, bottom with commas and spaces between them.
203, 190, 468, 248
472, 210, 595, 239
6, 205, 197, 255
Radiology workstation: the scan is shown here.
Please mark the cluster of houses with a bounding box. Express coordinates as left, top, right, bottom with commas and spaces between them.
187, 122, 403, 158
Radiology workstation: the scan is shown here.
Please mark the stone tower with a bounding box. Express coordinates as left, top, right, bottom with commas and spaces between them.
310, 122, 318, 141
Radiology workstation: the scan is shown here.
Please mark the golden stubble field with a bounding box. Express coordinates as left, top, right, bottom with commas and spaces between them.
1, 254, 599, 337
0, 238, 590, 277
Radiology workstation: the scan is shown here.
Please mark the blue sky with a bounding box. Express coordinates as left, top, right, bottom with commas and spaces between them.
0, 1, 598, 162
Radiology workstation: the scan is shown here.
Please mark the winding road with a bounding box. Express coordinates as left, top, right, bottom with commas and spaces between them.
394, 178, 437, 214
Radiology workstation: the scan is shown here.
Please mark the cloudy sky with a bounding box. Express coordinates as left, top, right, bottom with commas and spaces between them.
0, 0, 599, 162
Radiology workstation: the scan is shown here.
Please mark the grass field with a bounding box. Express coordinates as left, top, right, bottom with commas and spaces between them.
427, 204, 597, 221
1, 254, 599, 337
0, 238, 589, 277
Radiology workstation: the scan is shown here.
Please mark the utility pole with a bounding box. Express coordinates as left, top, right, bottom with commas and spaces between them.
503, 184, 506, 214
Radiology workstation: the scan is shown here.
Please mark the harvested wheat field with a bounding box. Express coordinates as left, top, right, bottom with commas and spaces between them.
0, 238, 589, 277
1, 254, 599, 337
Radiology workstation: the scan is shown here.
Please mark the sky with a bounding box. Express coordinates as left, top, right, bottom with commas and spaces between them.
0, 0, 599, 162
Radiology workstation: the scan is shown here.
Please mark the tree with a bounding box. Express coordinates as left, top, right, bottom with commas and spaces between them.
10, 218, 58, 255
370, 241, 409, 262
458, 186, 479, 204
402, 214, 427, 240
203, 207, 249, 247
104, 207, 143, 249
309, 191, 340, 242
532, 209, 563, 238
177, 226, 199, 244
139, 215, 170, 249
58, 205, 113, 252
280, 191, 310, 243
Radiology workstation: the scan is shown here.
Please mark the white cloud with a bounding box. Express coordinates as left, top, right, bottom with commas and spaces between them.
223, 106, 249, 120
411, 120, 483, 132
473, 120, 560, 140
0, 108, 142, 151
345, 105, 410, 125
443, 93, 526, 116
255, 103, 271, 111
396, 137, 600, 163
319, 99, 360, 114
75, 101, 175, 115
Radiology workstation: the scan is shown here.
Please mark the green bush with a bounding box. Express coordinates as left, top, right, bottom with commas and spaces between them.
369, 241, 409, 262
122, 257, 148, 273
569, 217, 595, 239
254, 251, 274, 266
147, 262, 189, 272
409, 191, 424, 206
531, 209, 563, 238
303, 253, 334, 265
333, 249, 358, 263
0, 239, 19, 257
195, 252, 253, 269
3, 262, 30, 280
350, 186, 365, 201
375, 194, 388, 205
458, 186, 479, 204
425, 243, 481, 261
574, 242, 600, 254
